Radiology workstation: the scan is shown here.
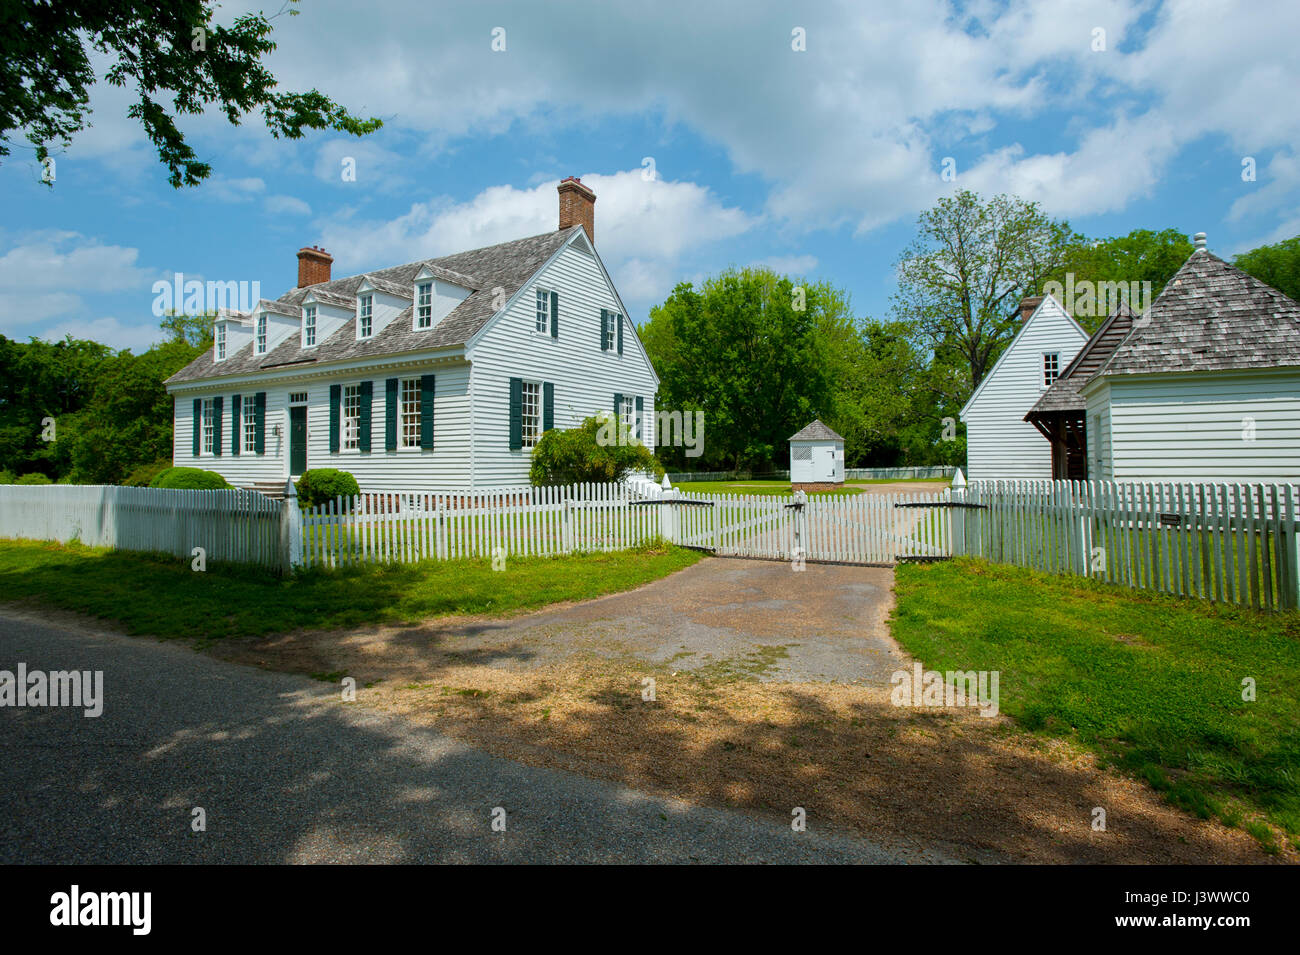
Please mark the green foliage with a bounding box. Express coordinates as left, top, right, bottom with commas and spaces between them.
1051, 228, 1195, 331
150, 467, 231, 490
16, 472, 51, 485
295, 468, 360, 507
530, 416, 663, 486
0, 469, 13, 484
159, 310, 215, 349
893, 190, 1078, 392
1235, 236, 1300, 303
123, 459, 174, 487
1, 0, 383, 186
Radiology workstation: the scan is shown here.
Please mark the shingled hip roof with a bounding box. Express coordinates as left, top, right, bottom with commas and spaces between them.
789, 419, 844, 442
1091, 250, 1300, 380
165, 226, 582, 385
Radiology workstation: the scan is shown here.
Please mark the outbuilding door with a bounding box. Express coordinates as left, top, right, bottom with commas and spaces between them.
820, 445, 838, 480
289, 406, 308, 476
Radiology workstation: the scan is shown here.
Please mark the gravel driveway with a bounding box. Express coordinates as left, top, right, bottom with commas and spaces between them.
0, 609, 944, 864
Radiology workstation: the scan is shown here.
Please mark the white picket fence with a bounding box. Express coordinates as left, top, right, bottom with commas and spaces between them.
953, 480, 1300, 611
0, 484, 284, 569
299, 483, 664, 568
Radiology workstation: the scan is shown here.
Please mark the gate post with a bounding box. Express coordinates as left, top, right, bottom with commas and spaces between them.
792, 489, 807, 561
436, 499, 447, 561
279, 477, 303, 574
950, 468, 966, 558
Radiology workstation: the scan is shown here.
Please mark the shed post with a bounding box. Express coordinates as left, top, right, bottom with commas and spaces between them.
280, 478, 303, 574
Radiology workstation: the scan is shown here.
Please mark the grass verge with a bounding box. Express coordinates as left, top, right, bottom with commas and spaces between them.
891, 556, 1300, 848
0, 538, 702, 640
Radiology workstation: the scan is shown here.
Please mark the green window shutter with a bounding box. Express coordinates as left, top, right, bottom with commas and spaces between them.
600, 309, 608, 351
420, 374, 435, 449
254, 392, 266, 454
509, 377, 523, 450
543, 381, 554, 433
385, 378, 398, 452
616, 312, 624, 355
359, 381, 373, 452
231, 394, 241, 456
329, 384, 341, 454
635, 395, 644, 441
213, 396, 224, 457
550, 291, 559, 339
192, 399, 201, 455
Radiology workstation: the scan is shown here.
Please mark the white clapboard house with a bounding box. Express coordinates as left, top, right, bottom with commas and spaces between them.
958, 294, 1089, 480
164, 178, 659, 492
1027, 234, 1300, 483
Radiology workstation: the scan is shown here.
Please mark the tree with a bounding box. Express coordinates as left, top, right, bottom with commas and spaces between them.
642, 268, 841, 471
1, 0, 382, 186
529, 416, 663, 486
1235, 236, 1300, 303
893, 190, 1077, 392
160, 310, 216, 349
1051, 228, 1194, 330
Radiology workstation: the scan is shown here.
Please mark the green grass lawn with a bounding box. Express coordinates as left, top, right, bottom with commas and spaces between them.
676, 480, 863, 497
0, 539, 702, 641
892, 556, 1300, 850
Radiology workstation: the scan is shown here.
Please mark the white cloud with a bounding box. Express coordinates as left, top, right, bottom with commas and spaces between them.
316, 170, 757, 311
265, 194, 312, 216
38, 316, 162, 353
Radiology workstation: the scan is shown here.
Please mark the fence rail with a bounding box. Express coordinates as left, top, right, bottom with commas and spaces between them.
954, 480, 1300, 611
0, 484, 283, 569
667, 466, 956, 483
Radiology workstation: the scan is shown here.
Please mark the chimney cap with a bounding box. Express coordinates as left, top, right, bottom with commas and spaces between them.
557, 176, 596, 198
1193, 232, 1207, 251
298, 245, 333, 259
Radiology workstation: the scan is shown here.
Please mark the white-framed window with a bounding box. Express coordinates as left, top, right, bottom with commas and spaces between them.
242, 394, 257, 453
400, 377, 422, 449
416, 282, 433, 329
535, 289, 550, 333
303, 305, 317, 347
358, 294, 373, 339
604, 312, 618, 351
289, 391, 308, 404
201, 398, 215, 453
1043, 352, 1060, 387
215, 324, 226, 360
341, 384, 360, 450
255, 314, 267, 354
521, 380, 541, 449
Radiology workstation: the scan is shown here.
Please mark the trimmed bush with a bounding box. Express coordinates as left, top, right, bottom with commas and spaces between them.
16, 473, 53, 485
530, 414, 664, 487
0, 470, 15, 485
124, 460, 174, 487
295, 468, 360, 507
151, 467, 232, 490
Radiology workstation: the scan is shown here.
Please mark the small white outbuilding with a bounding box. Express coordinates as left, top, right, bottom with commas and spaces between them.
788, 419, 844, 490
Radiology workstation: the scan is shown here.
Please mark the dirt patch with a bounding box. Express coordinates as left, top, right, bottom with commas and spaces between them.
209, 603, 1286, 864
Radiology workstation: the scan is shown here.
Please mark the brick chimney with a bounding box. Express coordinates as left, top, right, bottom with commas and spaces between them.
297, 246, 333, 288
1019, 295, 1044, 322
557, 177, 596, 243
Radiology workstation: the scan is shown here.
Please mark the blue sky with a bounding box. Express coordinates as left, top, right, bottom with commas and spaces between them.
2, 0, 1297, 352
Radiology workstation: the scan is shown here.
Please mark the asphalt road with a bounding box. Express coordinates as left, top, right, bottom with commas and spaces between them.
0, 610, 942, 864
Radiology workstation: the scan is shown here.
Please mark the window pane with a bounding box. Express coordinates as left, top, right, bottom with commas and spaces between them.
243, 395, 257, 452
401, 378, 422, 448
535, 290, 549, 333
342, 384, 360, 450
417, 283, 432, 328
521, 381, 541, 448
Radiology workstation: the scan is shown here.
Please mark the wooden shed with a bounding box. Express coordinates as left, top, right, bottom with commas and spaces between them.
789, 419, 844, 491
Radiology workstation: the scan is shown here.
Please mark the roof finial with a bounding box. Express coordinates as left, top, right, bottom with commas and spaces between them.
1194, 232, 1207, 251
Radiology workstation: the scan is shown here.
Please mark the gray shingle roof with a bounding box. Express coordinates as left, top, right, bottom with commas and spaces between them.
789, 419, 844, 442
1026, 302, 1136, 417
166, 227, 581, 384
1093, 250, 1300, 378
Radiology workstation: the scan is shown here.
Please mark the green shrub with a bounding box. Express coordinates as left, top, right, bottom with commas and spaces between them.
124, 460, 174, 487
151, 467, 232, 490
0, 470, 15, 485
530, 414, 664, 486
295, 468, 360, 507
16, 473, 53, 485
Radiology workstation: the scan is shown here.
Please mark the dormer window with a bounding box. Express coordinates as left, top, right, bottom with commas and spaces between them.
358, 293, 373, 339
303, 305, 317, 347
255, 314, 267, 355
416, 282, 433, 329
215, 323, 227, 361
